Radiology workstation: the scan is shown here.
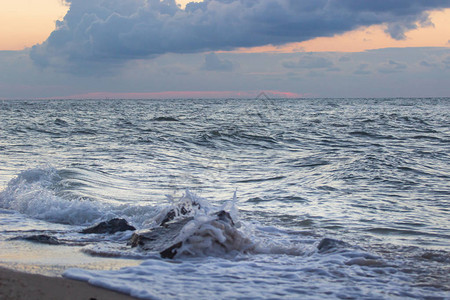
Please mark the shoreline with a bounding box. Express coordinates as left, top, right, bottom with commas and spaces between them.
0, 266, 138, 300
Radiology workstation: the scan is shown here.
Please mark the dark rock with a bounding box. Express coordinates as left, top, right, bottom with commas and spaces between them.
11, 234, 61, 245
159, 201, 200, 226
159, 210, 236, 258
129, 217, 193, 251
158, 210, 247, 258
160, 242, 183, 259
130, 210, 238, 259
317, 238, 348, 253
81, 218, 136, 234
160, 209, 181, 226
216, 210, 234, 226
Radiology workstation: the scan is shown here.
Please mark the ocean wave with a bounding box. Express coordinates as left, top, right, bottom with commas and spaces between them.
152, 116, 179, 122
0, 167, 159, 227
0, 167, 106, 225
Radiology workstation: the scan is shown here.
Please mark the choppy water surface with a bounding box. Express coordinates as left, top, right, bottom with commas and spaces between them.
0, 98, 449, 299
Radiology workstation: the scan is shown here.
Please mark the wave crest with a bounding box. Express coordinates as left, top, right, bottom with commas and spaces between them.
0, 167, 106, 225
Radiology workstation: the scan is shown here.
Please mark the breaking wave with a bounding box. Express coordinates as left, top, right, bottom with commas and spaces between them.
0, 167, 158, 227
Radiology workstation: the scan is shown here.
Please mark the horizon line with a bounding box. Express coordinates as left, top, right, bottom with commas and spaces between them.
20, 90, 308, 100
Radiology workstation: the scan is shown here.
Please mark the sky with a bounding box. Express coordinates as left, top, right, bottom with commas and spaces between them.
0, 0, 450, 99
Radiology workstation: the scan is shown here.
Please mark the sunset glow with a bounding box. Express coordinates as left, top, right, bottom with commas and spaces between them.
0, 0, 68, 50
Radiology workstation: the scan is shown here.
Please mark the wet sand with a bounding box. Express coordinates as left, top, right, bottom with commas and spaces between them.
0, 266, 137, 300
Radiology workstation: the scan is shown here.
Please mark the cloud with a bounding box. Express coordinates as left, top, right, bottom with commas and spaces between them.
29, 0, 450, 72
378, 60, 407, 74
201, 53, 233, 71
444, 56, 450, 69
421, 55, 450, 69
384, 10, 434, 40
2, 47, 450, 99
354, 63, 371, 75
420, 60, 437, 68
339, 56, 351, 62
283, 55, 334, 69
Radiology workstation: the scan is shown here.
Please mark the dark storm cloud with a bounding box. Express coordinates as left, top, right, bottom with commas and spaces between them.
30, 0, 450, 71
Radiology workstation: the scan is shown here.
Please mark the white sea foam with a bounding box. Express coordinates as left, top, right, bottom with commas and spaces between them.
173, 214, 255, 258
0, 167, 159, 227
65, 249, 448, 300
151, 189, 212, 227
0, 167, 105, 225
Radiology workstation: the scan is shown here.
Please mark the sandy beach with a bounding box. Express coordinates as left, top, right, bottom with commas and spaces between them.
0, 266, 137, 300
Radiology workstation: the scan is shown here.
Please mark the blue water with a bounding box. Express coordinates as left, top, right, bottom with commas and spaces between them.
0, 98, 449, 299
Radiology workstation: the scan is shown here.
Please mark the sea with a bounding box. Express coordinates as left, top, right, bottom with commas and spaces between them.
0, 97, 449, 299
